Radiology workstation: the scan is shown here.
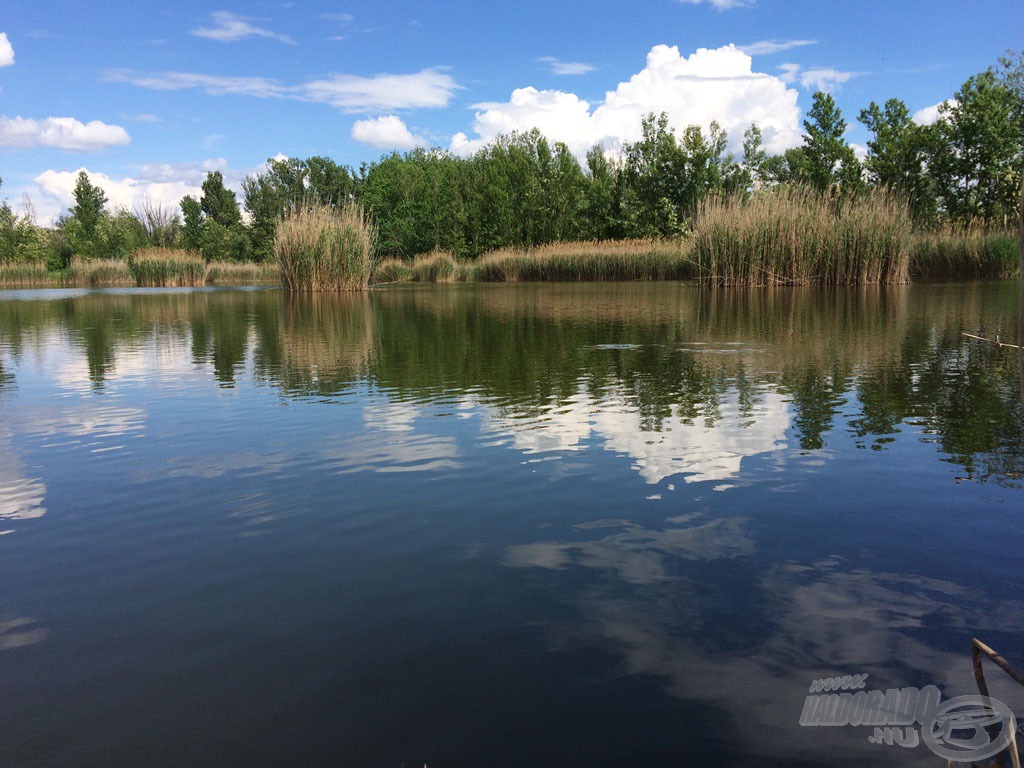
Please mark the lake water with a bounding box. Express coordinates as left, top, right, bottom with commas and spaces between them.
1, 282, 1022, 767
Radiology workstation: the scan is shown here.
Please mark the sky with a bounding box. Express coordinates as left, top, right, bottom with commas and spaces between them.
0, 0, 1021, 223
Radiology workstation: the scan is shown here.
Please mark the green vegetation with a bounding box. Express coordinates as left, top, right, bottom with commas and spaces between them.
276, 203, 376, 291
472, 240, 692, 282
910, 231, 1018, 279
128, 248, 208, 287
66, 257, 133, 287
409, 251, 460, 282
690, 187, 910, 286
0, 50, 1021, 287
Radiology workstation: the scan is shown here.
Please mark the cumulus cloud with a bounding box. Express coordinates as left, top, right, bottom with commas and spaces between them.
739, 39, 816, 56
351, 115, 427, 149
106, 67, 459, 112
913, 99, 955, 125
33, 168, 200, 221
538, 57, 597, 76
450, 44, 802, 159
191, 11, 295, 45
23, 156, 283, 225
0, 33, 13, 67
0, 116, 130, 151
136, 157, 229, 185
677, 0, 755, 9
778, 63, 858, 92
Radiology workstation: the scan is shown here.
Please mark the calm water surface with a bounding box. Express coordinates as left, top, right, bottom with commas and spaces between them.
1, 282, 1022, 767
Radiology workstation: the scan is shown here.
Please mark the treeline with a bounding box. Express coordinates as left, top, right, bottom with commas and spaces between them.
1, 50, 1021, 267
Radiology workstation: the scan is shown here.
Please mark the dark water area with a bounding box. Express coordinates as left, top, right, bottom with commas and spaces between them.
1, 282, 1022, 767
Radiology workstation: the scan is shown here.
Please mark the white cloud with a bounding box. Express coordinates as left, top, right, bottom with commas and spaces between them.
23, 156, 277, 225
478, 386, 790, 486
33, 168, 200, 223
0, 116, 130, 151
739, 39, 816, 56
105, 69, 286, 98
320, 12, 354, 23
301, 70, 458, 112
451, 44, 802, 159
191, 11, 295, 45
121, 113, 163, 123
538, 57, 597, 76
677, 0, 755, 9
0, 33, 14, 67
778, 62, 858, 92
913, 99, 956, 125
136, 157, 229, 185
351, 115, 427, 149
106, 68, 459, 112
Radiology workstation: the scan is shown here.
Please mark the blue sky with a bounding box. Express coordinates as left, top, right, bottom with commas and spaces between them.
0, 0, 1021, 222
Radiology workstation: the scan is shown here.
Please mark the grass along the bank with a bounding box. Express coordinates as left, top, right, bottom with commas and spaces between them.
206, 261, 280, 285
0, 253, 280, 288
372, 240, 693, 284
474, 239, 693, 282
66, 258, 134, 287
371, 221, 1018, 287
909, 230, 1017, 280
128, 248, 208, 287
276, 202, 376, 291
0, 261, 59, 288
690, 187, 911, 286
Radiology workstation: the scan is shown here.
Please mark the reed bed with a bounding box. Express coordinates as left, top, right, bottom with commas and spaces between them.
276, 202, 376, 291
127, 248, 208, 287
0, 261, 56, 288
206, 261, 280, 285
474, 239, 693, 282
410, 251, 460, 283
690, 187, 912, 286
372, 257, 414, 284
909, 230, 1017, 280
66, 258, 134, 287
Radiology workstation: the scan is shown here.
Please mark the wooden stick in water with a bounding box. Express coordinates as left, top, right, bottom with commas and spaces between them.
961, 332, 1022, 349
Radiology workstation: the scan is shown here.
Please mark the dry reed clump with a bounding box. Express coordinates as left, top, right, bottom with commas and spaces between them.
909, 230, 1017, 280
206, 261, 280, 285
690, 186, 912, 286
410, 251, 459, 283
0, 261, 55, 288
372, 257, 414, 284
275, 202, 376, 291
474, 239, 693, 282
66, 257, 134, 287
127, 247, 208, 287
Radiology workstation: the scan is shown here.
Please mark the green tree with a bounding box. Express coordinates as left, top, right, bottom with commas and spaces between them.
740, 123, 768, 190
0, 199, 51, 264
621, 112, 687, 237
180, 172, 251, 261
200, 171, 242, 227
583, 146, 624, 240
858, 98, 936, 222
801, 92, 862, 192
929, 69, 1021, 225
71, 171, 108, 239
64, 171, 110, 259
